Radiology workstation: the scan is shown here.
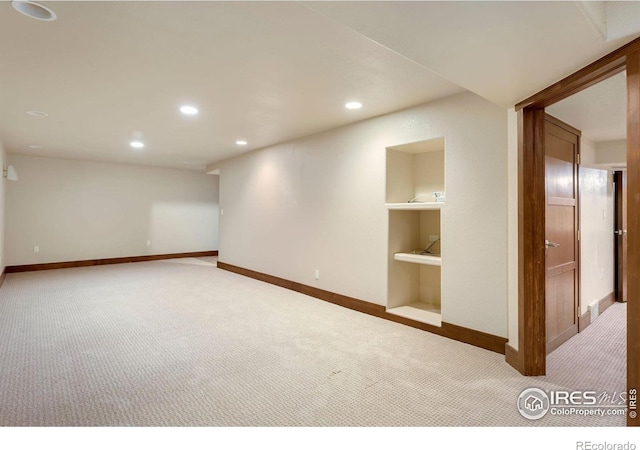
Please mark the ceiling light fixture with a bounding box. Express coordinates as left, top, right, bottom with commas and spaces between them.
345, 101, 362, 110
130, 141, 145, 149
235, 140, 248, 146
26, 110, 48, 117
180, 105, 199, 115
28, 145, 43, 149
11, 1, 57, 21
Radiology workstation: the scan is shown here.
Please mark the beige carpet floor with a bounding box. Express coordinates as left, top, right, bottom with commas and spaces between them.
536, 302, 626, 392
0, 258, 626, 426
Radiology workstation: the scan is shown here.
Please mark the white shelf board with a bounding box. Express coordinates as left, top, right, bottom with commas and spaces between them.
385, 202, 444, 210
386, 302, 442, 327
394, 253, 441, 266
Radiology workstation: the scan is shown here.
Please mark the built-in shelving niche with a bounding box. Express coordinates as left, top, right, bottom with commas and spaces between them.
386, 137, 445, 204
386, 137, 444, 327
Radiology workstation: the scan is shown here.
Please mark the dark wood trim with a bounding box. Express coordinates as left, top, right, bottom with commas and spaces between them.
515, 38, 640, 110
217, 261, 507, 354
578, 310, 591, 332
578, 292, 617, 332
505, 344, 523, 374
627, 50, 640, 427
545, 114, 582, 136
5, 251, 218, 273
547, 325, 579, 355
0, 268, 5, 290
437, 322, 506, 354
516, 107, 547, 376
599, 291, 617, 314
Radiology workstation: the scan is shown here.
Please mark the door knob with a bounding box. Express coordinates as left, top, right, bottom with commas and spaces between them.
545, 240, 560, 249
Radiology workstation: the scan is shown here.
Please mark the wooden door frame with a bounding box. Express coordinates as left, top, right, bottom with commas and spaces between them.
511, 37, 640, 427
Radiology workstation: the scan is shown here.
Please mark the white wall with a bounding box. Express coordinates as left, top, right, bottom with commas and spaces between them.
507, 108, 518, 350
217, 91, 509, 337
0, 140, 6, 273
581, 136, 597, 167
596, 139, 626, 166
6, 155, 219, 266
582, 137, 617, 314
579, 166, 615, 314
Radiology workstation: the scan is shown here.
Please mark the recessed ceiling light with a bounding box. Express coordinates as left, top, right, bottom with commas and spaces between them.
28, 145, 43, 149
11, 1, 57, 21
180, 105, 199, 115
345, 101, 362, 110
130, 141, 145, 149
26, 110, 48, 117
236, 140, 248, 146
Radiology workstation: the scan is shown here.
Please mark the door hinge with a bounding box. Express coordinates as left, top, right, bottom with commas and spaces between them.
577, 154, 581, 165
577, 306, 580, 318
577, 230, 580, 241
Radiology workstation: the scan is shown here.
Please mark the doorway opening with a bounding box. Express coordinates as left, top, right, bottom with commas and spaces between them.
531, 74, 627, 395
512, 37, 640, 426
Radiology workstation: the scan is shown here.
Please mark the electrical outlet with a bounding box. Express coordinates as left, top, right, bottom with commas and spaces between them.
315, 269, 320, 280
429, 235, 439, 242
146, 240, 151, 246
220, 209, 224, 216
33, 245, 39, 253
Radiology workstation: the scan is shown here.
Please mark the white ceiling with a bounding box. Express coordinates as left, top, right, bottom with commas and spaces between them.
304, 1, 636, 108
547, 71, 627, 143
0, 1, 638, 170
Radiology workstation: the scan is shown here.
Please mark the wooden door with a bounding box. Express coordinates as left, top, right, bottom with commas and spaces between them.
545, 116, 580, 354
614, 170, 628, 302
